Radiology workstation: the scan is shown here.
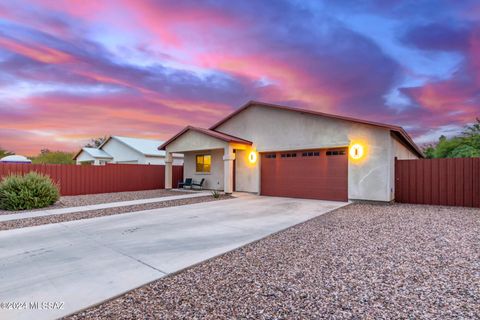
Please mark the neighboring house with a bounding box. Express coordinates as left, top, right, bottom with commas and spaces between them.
0, 155, 32, 164
159, 101, 422, 202
73, 148, 113, 165
74, 136, 183, 165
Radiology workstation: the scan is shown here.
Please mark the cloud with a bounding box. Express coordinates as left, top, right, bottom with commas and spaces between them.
402, 22, 472, 52
0, 0, 479, 154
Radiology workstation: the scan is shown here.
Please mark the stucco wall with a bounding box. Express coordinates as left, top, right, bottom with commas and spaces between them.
392, 136, 418, 160
215, 104, 395, 201
165, 130, 227, 153
183, 149, 224, 190
387, 134, 420, 200
235, 147, 259, 193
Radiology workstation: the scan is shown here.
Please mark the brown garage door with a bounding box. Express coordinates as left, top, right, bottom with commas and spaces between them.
260, 148, 348, 201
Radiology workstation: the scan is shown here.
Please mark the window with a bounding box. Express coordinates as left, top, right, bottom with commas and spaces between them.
302, 151, 320, 157
326, 150, 346, 156
196, 154, 211, 172
264, 154, 276, 159
281, 153, 297, 158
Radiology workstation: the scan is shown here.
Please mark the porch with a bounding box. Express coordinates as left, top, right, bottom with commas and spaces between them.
159, 126, 257, 194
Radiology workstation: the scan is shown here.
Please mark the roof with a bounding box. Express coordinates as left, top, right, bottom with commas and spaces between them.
100, 136, 167, 157
158, 126, 253, 150
0, 155, 31, 163
73, 148, 113, 160
209, 100, 424, 158
74, 136, 184, 160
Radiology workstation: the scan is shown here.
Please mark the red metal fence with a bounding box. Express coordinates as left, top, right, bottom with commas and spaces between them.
395, 158, 480, 208
0, 163, 183, 196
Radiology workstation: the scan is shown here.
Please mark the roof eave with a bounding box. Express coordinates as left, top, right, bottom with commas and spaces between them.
209, 100, 423, 158
158, 126, 252, 151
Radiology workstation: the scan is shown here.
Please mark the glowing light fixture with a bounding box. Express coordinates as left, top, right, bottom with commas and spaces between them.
350, 144, 364, 159
248, 151, 257, 163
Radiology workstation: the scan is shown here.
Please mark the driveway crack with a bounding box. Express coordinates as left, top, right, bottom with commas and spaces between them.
59, 223, 168, 275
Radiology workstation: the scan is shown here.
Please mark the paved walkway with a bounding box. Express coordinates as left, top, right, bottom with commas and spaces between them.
0, 192, 211, 222
0, 193, 348, 320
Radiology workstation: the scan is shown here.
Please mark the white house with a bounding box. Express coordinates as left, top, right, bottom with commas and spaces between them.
74, 136, 183, 165
0, 155, 32, 164
159, 101, 422, 202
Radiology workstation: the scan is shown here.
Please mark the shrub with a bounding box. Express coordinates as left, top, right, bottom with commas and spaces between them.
211, 190, 221, 199
0, 172, 60, 211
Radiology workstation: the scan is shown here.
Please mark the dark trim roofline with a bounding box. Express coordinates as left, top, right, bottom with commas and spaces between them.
209, 100, 424, 158
158, 126, 253, 150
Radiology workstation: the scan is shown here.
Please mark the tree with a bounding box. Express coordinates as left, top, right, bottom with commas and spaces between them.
449, 144, 480, 158
462, 118, 480, 151
31, 150, 75, 164
84, 136, 108, 148
421, 143, 436, 159
0, 147, 14, 159
425, 119, 480, 158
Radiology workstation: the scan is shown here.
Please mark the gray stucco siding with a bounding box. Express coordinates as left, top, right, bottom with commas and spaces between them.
215, 104, 397, 201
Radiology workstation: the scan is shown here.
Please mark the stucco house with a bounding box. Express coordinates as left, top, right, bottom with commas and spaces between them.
159, 101, 422, 202
74, 136, 183, 165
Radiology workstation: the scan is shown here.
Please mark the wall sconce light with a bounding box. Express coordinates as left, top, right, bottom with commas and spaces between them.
248, 151, 257, 163
350, 143, 364, 160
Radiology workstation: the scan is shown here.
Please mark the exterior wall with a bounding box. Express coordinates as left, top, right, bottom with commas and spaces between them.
392, 136, 418, 160
172, 157, 184, 166
165, 130, 228, 153
77, 139, 177, 165
183, 149, 224, 190
164, 130, 227, 190
235, 146, 259, 193
144, 156, 164, 165
75, 151, 95, 164
144, 156, 183, 165
388, 134, 420, 200
102, 138, 145, 163
215, 104, 395, 201
76, 151, 110, 165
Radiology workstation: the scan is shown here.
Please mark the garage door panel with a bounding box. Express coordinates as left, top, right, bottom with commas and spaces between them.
261, 149, 348, 201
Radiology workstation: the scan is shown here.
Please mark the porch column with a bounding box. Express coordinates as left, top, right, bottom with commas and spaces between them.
165, 151, 173, 189
223, 145, 235, 194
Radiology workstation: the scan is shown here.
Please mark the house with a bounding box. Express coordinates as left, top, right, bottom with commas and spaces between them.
74, 136, 184, 165
159, 101, 422, 202
0, 155, 32, 164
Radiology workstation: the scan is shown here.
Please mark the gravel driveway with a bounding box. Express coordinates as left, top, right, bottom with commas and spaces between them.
0, 189, 190, 215
68, 203, 480, 319
0, 195, 232, 231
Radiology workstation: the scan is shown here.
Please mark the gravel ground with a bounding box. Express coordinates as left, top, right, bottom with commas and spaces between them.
0, 195, 232, 231
0, 189, 191, 215
67, 203, 480, 320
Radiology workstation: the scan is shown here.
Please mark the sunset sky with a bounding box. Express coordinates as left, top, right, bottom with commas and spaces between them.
0, 0, 479, 155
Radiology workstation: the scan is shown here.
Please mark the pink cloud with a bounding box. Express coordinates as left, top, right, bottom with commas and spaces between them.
0, 0, 478, 155
0, 36, 73, 63
0, 92, 235, 155
120, 0, 240, 48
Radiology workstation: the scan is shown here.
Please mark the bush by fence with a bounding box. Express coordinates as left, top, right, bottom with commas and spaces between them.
0, 163, 183, 196
0, 172, 60, 210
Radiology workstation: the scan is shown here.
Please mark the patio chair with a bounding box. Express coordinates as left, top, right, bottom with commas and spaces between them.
178, 178, 192, 189
191, 178, 205, 190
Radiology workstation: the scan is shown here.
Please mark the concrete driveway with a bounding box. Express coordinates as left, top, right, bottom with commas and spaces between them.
0, 193, 348, 320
